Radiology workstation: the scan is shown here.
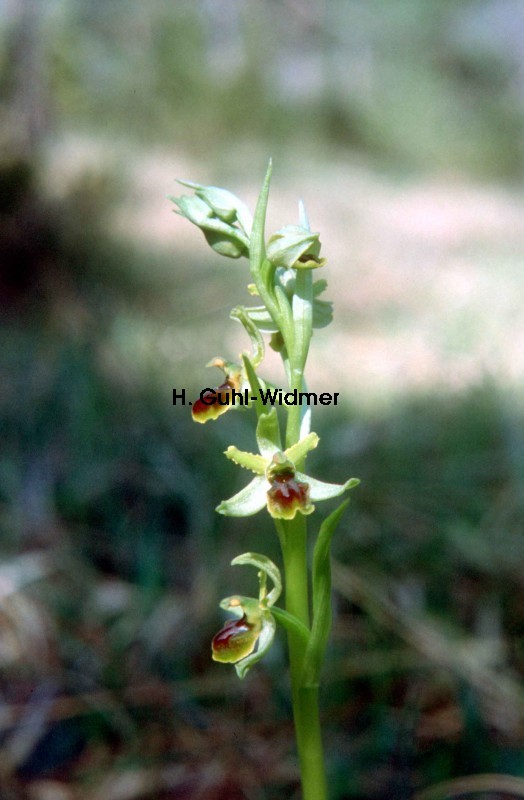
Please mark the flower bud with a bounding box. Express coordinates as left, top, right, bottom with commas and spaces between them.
171, 194, 249, 259
177, 180, 253, 235
266, 225, 326, 270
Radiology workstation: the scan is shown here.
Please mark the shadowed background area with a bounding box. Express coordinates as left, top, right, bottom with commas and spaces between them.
2, 1, 524, 798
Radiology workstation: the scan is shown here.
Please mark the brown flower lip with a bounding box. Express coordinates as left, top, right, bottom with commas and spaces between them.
267, 472, 312, 520
192, 380, 237, 423
211, 615, 259, 664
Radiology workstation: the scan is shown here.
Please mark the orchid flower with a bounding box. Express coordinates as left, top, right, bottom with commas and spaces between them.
212, 553, 281, 679
217, 409, 359, 520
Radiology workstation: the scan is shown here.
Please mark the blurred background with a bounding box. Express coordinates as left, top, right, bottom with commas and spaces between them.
2, 1, 524, 798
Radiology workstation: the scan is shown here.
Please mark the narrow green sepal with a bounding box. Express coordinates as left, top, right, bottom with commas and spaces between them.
170, 194, 211, 223
216, 475, 267, 517
230, 552, 282, 606
201, 224, 249, 259
256, 407, 282, 459
297, 474, 359, 502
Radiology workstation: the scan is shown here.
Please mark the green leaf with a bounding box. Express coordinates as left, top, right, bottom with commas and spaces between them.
302, 500, 350, 687
248, 162, 285, 333
242, 353, 266, 419
271, 606, 310, 647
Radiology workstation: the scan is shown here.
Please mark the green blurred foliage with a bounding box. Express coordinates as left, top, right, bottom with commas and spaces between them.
35, 0, 524, 178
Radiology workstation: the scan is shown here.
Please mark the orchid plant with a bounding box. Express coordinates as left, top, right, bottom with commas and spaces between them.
171, 163, 359, 800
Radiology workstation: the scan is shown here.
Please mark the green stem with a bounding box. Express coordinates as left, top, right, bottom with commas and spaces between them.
276, 515, 328, 800
295, 686, 327, 800
276, 267, 328, 797
253, 167, 326, 797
